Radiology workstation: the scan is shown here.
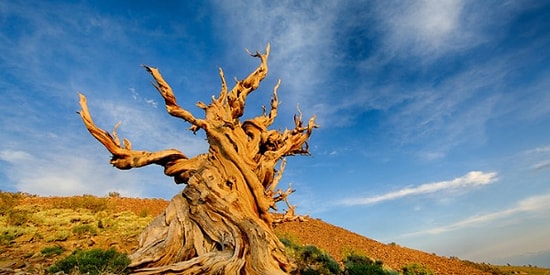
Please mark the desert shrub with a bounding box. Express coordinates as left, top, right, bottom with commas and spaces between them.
280, 238, 341, 275
301, 245, 341, 274
48, 248, 130, 275
0, 191, 22, 215
108, 191, 121, 198
0, 226, 30, 245
41, 245, 65, 257
402, 263, 435, 275
460, 260, 505, 275
344, 253, 391, 275
72, 224, 98, 236
0, 230, 18, 245
46, 230, 70, 242
139, 208, 149, 217
6, 209, 31, 226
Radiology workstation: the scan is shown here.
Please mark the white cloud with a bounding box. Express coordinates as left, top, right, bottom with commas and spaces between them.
404, 192, 550, 236
0, 148, 142, 197
341, 171, 497, 206
372, 0, 494, 60
0, 150, 33, 162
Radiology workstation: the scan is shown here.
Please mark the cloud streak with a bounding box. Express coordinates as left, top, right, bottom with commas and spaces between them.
403, 192, 550, 236
341, 171, 498, 206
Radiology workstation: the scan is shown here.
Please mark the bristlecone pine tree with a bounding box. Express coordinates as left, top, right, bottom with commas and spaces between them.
78, 45, 317, 274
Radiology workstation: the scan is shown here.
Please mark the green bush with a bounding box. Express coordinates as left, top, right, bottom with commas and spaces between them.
280, 238, 341, 275
41, 245, 65, 257
300, 245, 341, 274
344, 253, 392, 275
48, 248, 130, 275
72, 224, 98, 236
402, 263, 435, 275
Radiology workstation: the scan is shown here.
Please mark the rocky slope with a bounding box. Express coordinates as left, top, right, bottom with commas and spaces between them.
275, 218, 490, 274
0, 194, 499, 274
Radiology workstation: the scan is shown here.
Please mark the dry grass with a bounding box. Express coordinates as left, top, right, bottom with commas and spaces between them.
496, 265, 550, 275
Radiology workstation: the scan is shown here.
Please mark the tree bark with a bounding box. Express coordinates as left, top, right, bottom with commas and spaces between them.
78, 45, 317, 274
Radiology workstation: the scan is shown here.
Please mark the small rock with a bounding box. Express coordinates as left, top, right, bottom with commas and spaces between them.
87, 237, 96, 247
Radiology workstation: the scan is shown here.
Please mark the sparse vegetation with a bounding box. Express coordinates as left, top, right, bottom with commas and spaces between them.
52, 195, 110, 213
281, 237, 341, 274
46, 230, 70, 242
281, 238, 400, 275
48, 247, 130, 275
344, 252, 396, 275
0, 191, 24, 215
460, 260, 506, 275
496, 264, 550, 275
108, 191, 121, 198
6, 209, 31, 226
402, 263, 435, 275
1, 192, 548, 274
72, 224, 98, 236
40, 245, 65, 257
0, 226, 33, 245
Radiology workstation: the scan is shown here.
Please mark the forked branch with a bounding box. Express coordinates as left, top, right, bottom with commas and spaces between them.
225, 44, 271, 119
77, 93, 187, 170
143, 65, 207, 134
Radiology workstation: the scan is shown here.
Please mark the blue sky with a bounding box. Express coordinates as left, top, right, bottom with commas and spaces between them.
1, 0, 549, 267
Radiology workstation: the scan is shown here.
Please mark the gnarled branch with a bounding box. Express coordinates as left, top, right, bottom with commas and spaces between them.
78, 93, 187, 170
143, 65, 207, 134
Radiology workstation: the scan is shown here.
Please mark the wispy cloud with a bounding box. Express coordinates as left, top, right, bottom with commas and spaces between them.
213, 1, 341, 122
0, 148, 141, 197
532, 161, 550, 171
377, 0, 473, 58
525, 145, 550, 155
403, 192, 550, 236
341, 171, 498, 206
522, 145, 550, 171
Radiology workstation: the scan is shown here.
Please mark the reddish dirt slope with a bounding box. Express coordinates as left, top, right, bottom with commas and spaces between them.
275, 218, 490, 275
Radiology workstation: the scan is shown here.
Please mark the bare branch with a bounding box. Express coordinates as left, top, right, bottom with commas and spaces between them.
268, 158, 286, 194
227, 44, 271, 119
143, 65, 207, 133
77, 93, 188, 170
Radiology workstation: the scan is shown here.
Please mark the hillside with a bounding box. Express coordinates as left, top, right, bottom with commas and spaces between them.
0, 192, 547, 274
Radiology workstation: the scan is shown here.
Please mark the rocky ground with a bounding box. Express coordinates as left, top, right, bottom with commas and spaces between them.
275, 218, 491, 274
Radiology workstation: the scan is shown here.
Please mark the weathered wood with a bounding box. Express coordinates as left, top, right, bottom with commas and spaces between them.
78, 45, 317, 274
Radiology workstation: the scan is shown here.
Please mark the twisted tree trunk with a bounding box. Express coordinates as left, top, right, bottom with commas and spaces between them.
78, 45, 317, 274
